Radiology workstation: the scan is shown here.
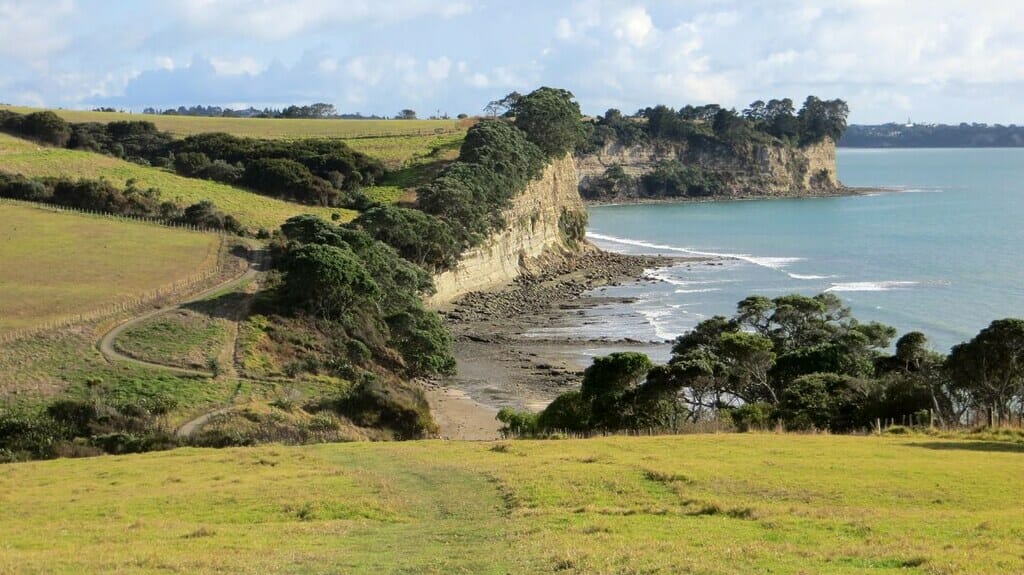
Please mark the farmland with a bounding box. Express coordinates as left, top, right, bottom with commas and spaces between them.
1, 433, 1021, 574
0, 105, 463, 140
0, 202, 222, 335
0, 133, 353, 229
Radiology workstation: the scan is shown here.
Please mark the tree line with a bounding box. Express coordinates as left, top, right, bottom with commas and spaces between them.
584, 96, 849, 154
841, 123, 1024, 148
0, 172, 243, 233
500, 293, 1024, 436
0, 109, 384, 211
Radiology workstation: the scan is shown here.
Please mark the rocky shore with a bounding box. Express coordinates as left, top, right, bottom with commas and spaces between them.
427, 248, 713, 431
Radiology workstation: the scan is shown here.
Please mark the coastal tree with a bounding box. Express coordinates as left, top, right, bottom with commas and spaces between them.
946, 319, 1024, 424
510, 87, 584, 157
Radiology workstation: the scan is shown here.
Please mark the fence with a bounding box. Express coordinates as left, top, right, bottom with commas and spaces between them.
0, 222, 240, 346
0, 197, 233, 237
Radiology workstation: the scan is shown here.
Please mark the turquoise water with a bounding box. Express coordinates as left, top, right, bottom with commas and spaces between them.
579, 148, 1024, 353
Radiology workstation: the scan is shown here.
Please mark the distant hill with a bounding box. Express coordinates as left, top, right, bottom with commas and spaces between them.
840, 123, 1024, 147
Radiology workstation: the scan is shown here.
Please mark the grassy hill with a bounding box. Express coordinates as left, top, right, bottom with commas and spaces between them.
0, 202, 223, 334
1, 434, 1020, 574
0, 133, 352, 229
0, 105, 462, 140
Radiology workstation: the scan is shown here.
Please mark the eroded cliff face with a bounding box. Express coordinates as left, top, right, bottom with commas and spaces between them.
427, 154, 589, 306
576, 137, 840, 200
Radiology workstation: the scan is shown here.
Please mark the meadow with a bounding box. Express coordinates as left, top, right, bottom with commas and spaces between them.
0, 105, 463, 140
0, 133, 353, 229
0, 433, 1020, 574
0, 202, 222, 334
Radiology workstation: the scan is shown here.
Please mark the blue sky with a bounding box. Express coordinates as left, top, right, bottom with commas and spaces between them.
2, 0, 1022, 123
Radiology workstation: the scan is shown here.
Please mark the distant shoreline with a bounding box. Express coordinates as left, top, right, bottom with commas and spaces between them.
582, 186, 889, 207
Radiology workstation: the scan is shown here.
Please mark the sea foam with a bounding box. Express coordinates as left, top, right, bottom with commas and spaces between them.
589, 232, 803, 272
824, 281, 918, 292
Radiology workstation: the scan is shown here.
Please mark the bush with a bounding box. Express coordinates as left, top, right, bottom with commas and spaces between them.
4, 111, 72, 146
173, 151, 212, 176
537, 391, 591, 432
497, 408, 539, 437
511, 87, 584, 157
723, 403, 774, 432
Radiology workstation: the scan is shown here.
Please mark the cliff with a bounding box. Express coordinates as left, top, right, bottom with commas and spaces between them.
576, 137, 841, 200
427, 154, 589, 306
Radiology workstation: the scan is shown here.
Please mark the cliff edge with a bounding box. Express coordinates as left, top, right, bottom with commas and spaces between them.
576, 137, 841, 201
427, 154, 589, 306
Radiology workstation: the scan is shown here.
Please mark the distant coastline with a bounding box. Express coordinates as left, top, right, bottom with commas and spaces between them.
581, 186, 887, 207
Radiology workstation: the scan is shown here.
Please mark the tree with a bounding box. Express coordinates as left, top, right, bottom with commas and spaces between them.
510, 87, 584, 157
350, 205, 459, 271
580, 352, 654, 429
397, 109, 417, 120
947, 319, 1024, 424
281, 243, 379, 320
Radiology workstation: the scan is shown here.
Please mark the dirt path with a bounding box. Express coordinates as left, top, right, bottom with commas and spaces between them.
175, 407, 233, 437
423, 383, 502, 440
97, 249, 265, 376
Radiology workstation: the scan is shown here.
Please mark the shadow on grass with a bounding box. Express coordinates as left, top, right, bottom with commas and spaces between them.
907, 441, 1024, 453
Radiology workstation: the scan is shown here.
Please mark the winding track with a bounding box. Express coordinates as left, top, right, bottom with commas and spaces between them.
96, 249, 266, 435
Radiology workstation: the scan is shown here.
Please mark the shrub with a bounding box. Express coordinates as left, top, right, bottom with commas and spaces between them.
537, 391, 591, 432
723, 403, 774, 432
497, 408, 539, 437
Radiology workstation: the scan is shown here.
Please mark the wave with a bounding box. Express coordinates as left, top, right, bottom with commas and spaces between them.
787, 273, 832, 280
674, 288, 720, 294
637, 308, 679, 341
824, 281, 918, 292
589, 232, 803, 272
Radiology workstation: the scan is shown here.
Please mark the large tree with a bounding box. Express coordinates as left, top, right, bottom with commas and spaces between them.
510, 87, 583, 157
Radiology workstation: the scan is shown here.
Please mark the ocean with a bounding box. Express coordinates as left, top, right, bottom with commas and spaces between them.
559, 148, 1024, 356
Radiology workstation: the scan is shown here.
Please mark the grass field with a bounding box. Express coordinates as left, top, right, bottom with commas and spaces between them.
0, 133, 353, 229
114, 310, 231, 370
0, 105, 463, 140
0, 434, 1021, 574
0, 203, 222, 334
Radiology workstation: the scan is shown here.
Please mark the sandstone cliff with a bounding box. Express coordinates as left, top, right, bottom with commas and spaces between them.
576, 137, 840, 200
427, 154, 588, 306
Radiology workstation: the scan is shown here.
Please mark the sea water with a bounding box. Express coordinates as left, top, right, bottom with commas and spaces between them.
557, 148, 1024, 354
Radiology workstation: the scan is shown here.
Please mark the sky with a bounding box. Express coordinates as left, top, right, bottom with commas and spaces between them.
2, 0, 1023, 124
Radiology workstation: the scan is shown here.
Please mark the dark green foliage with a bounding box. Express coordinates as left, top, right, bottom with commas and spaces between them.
558, 208, 588, 246
778, 373, 873, 431
414, 117, 550, 262
640, 162, 726, 198
536, 391, 591, 432
173, 151, 212, 176
350, 205, 460, 271
722, 402, 774, 432
327, 377, 435, 439
497, 408, 539, 437
510, 87, 584, 157
0, 110, 71, 146
172, 132, 383, 204
946, 319, 1024, 422
0, 171, 242, 233
69, 121, 173, 159
278, 215, 455, 378
243, 157, 340, 205
587, 96, 848, 152
0, 397, 180, 462
281, 243, 380, 320
797, 96, 850, 145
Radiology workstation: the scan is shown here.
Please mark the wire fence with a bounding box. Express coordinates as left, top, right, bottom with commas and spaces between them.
0, 197, 233, 237
0, 209, 241, 345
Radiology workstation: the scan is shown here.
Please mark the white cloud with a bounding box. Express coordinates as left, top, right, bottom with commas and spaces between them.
209, 56, 262, 76
318, 58, 338, 73
467, 72, 489, 88
427, 56, 452, 81
613, 6, 653, 47
176, 0, 474, 41
155, 56, 175, 70
0, 0, 75, 65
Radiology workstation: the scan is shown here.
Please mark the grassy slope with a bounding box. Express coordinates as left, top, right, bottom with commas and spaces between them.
0, 105, 461, 139
0, 133, 353, 229
0, 203, 220, 333
1, 434, 1021, 574
113, 310, 230, 370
